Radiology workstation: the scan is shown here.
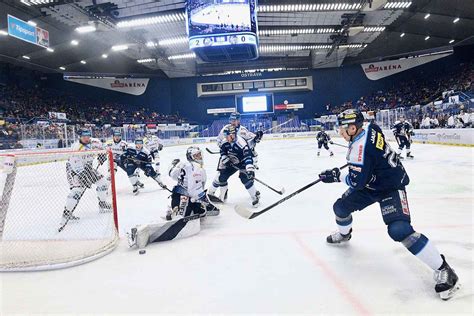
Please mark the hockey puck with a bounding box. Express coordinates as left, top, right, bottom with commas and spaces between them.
139, 249, 146, 255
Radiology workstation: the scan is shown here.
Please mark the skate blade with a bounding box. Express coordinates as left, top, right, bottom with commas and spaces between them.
440, 283, 461, 300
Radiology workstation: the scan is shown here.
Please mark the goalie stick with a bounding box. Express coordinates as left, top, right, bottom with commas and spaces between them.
206, 147, 219, 155
234, 163, 349, 219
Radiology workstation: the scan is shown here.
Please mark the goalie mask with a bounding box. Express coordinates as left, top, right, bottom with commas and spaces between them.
186, 146, 203, 165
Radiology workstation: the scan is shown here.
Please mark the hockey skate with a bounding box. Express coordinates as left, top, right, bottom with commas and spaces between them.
252, 191, 261, 208
99, 201, 112, 213
434, 255, 460, 300
58, 209, 79, 232
127, 225, 150, 249
136, 181, 145, 188
132, 184, 140, 195
326, 228, 352, 244
406, 153, 414, 159
208, 189, 227, 203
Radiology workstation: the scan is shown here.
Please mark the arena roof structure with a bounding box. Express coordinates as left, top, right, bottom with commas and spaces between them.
0, 0, 473, 78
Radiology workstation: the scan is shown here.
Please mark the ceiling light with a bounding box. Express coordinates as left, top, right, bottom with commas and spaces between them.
59, 66, 66, 70
137, 58, 155, 63
71, 40, 79, 46
449, 39, 454, 44
158, 36, 188, 46
75, 25, 96, 33
111, 44, 128, 51
258, 3, 360, 12
424, 13, 430, 19
0, 30, 8, 36
400, 33, 405, 37
27, 21, 37, 26
168, 52, 196, 60
20, 0, 32, 6
46, 47, 54, 52
364, 26, 386, 32
453, 18, 459, 23
116, 12, 186, 28
425, 36, 430, 40
80, 60, 86, 64
146, 41, 157, 47
22, 55, 30, 60
102, 54, 108, 58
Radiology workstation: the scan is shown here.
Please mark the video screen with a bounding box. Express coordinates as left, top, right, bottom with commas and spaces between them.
242, 95, 267, 112
236, 94, 274, 115
186, 0, 256, 37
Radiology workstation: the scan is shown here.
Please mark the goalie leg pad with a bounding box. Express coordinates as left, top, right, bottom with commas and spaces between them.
148, 215, 201, 244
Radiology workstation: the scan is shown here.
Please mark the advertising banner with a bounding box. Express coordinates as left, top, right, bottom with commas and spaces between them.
64, 77, 149, 96
361, 52, 452, 80
8, 15, 49, 48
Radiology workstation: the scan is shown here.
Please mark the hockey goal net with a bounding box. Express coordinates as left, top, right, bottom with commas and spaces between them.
0, 149, 119, 271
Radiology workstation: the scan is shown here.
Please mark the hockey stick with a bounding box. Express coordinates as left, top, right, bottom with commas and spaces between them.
330, 142, 348, 148
252, 176, 284, 195
206, 147, 219, 155
234, 163, 349, 219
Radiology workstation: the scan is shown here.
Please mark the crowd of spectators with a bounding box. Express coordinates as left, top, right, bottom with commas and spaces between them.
327, 61, 473, 115
0, 85, 183, 126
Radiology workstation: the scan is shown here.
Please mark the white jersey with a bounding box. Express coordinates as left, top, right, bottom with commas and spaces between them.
168, 161, 206, 200
144, 135, 163, 153
106, 139, 128, 160
68, 138, 103, 173
217, 124, 256, 147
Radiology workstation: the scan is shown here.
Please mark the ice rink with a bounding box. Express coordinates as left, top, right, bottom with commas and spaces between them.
1, 137, 473, 314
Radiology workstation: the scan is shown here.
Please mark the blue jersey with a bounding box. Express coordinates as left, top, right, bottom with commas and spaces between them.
316, 131, 331, 143
220, 135, 253, 168
344, 123, 409, 192
392, 121, 413, 137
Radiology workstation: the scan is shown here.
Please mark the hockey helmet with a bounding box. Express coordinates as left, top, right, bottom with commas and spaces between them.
229, 111, 241, 122
223, 125, 237, 137
186, 146, 203, 165
337, 109, 364, 129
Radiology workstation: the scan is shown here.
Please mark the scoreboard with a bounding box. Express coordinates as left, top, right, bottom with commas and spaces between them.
186, 0, 259, 62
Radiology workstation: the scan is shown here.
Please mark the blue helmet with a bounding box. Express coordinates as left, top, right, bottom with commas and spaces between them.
79, 130, 92, 137
229, 111, 241, 122
337, 109, 364, 129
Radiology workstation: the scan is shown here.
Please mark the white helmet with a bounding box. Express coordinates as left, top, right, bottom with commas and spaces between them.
186, 146, 203, 165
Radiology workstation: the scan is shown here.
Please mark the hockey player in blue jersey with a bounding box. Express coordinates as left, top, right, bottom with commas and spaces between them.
120, 138, 167, 194
316, 129, 334, 157
318, 109, 459, 300
207, 125, 260, 207
392, 115, 414, 159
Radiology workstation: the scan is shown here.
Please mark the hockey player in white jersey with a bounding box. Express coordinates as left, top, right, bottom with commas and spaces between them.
127, 146, 219, 249
144, 131, 164, 174
59, 130, 111, 231
166, 146, 219, 220
120, 138, 166, 194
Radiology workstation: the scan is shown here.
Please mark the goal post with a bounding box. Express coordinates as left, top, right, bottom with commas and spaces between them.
0, 149, 119, 271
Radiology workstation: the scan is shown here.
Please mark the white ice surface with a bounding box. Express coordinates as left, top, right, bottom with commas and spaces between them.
1, 137, 473, 314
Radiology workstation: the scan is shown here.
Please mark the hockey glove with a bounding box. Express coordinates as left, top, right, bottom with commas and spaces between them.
221, 155, 232, 167
246, 164, 256, 180
171, 159, 180, 167
97, 152, 108, 165
319, 168, 341, 183
78, 170, 96, 188
254, 131, 264, 143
